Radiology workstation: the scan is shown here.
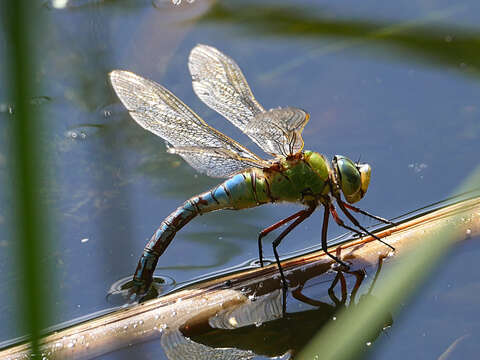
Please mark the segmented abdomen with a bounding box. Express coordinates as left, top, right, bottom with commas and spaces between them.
133, 173, 265, 285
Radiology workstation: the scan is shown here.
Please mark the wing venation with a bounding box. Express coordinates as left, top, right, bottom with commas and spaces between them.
109, 70, 268, 178
189, 44, 308, 156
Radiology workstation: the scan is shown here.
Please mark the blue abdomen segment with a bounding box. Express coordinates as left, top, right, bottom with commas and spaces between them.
133, 173, 259, 291
205, 173, 258, 211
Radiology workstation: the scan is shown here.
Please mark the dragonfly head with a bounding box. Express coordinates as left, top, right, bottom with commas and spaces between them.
332, 155, 371, 204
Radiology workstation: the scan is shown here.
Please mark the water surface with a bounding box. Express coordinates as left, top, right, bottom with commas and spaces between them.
1, 0, 479, 358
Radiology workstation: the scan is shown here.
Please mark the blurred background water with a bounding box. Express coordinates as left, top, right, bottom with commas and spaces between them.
1, 0, 479, 358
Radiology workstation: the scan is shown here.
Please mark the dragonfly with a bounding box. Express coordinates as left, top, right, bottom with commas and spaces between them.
109, 44, 394, 296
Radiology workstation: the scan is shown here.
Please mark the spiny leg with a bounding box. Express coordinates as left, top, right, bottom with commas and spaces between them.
366, 256, 385, 297
270, 206, 316, 291
321, 204, 349, 268
327, 271, 348, 306
329, 203, 367, 239
348, 270, 367, 303
336, 198, 395, 251
343, 202, 396, 226
257, 209, 309, 267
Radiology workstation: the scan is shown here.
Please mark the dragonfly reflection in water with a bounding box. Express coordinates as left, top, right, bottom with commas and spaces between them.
109, 44, 394, 296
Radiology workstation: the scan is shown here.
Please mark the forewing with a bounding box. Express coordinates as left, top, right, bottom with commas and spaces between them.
189, 44, 264, 130
189, 44, 309, 156
109, 70, 268, 178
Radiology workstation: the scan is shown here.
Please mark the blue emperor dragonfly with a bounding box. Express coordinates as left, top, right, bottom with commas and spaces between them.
110, 45, 394, 296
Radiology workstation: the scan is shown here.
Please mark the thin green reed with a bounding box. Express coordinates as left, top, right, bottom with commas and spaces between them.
4, 2, 50, 355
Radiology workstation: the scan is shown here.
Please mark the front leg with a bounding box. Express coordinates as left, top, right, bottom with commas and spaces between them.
335, 198, 395, 251
342, 202, 396, 226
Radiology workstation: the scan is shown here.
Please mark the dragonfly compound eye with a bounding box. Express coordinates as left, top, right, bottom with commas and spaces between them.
335, 156, 363, 203
358, 163, 371, 198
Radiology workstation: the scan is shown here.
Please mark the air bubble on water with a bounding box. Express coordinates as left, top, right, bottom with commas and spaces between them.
218, 236, 223, 240
171, 310, 177, 316
81, 238, 89, 243
104, 110, 111, 118
80, 132, 87, 139
408, 162, 428, 174
332, 316, 337, 321
171, 0, 181, 5
466, 229, 472, 238
248, 294, 256, 302
366, 341, 372, 347
330, 262, 342, 270
157, 324, 168, 333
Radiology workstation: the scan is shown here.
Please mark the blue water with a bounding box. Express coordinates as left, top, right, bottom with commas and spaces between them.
0, 0, 479, 358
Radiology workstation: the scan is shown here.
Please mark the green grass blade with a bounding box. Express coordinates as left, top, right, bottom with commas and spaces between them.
3, 1, 51, 356
298, 166, 480, 360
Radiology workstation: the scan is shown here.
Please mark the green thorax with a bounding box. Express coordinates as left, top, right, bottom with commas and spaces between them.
252, 150, 331, 205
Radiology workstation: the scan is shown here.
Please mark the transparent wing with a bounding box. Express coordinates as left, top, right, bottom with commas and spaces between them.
188, 44, 309, 156
109, 70, 269, 178
168, 147, 266, 178
247, 107, 309, 157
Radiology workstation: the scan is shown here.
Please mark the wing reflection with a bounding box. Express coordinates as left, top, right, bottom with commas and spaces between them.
159, 257, 392, 359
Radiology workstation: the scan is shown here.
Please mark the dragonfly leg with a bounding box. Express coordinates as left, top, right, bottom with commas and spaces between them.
327, 271, 348, 306
336, 199, 395, 251
269, 206, 316, 290
257, 209, 309, 267
365, 255, 385, 297
343, 202, 396, 226
321, 204, 349, 267
329, 203, 367, 239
